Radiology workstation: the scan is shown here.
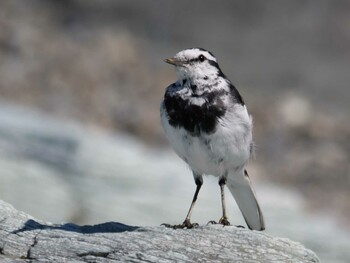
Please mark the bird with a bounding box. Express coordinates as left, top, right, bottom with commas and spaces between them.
160, 48, 265, 231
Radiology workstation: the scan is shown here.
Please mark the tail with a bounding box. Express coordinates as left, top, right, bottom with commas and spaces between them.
226, 170, 265, 231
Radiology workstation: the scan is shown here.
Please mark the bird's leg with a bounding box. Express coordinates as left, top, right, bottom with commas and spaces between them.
218, 177, 230, 225
208, 177, 230, 226
162, 175, 203, 229
181, 176, 203, 228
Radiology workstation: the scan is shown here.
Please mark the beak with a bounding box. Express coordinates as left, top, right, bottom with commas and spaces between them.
164, 57, 185, 66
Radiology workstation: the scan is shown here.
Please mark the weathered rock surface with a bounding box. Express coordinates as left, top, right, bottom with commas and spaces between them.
0, 200, 319, 263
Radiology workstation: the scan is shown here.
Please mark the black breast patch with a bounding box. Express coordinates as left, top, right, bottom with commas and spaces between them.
164, 92, 226, 136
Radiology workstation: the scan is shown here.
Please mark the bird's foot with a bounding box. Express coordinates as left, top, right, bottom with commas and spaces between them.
218, 216, 231, 226
235, 225, 245, 229
162, 219, 199, 229
207, 216, 230, 226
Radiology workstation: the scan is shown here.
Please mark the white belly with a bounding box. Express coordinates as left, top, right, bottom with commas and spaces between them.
161, 103, 253, 177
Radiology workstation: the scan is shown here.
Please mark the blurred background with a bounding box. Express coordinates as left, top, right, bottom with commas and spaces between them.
0, 0, 349, 262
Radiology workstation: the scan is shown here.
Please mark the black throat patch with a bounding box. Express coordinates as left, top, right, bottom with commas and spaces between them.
164, 89, 227, 136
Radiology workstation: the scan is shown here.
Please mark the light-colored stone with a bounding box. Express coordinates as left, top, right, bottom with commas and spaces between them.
0, 200, 319, 263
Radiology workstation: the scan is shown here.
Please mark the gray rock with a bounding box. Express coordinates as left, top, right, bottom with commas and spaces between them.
0, 200, 319, 263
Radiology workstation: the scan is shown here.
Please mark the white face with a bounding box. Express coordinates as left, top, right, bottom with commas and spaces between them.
170, 48, 220, 82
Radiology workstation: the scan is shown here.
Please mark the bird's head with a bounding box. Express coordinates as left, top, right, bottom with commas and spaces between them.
165, 48, 223, 85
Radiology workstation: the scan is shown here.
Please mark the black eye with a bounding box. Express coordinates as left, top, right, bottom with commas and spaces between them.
198, 55, 206, 62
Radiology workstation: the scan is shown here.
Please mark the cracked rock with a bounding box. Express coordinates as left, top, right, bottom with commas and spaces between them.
0, 200, 319, 262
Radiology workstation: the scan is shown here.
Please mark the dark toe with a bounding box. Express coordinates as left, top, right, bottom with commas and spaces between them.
162, 220, 198, 229
218, 217, 231, 226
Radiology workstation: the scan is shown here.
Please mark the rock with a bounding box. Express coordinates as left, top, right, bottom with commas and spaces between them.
0, 200, 319, 263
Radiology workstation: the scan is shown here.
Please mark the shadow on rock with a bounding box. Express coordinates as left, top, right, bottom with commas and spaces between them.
12, 219, 139, 234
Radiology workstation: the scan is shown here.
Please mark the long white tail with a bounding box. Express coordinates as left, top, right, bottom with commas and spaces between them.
226, 170, 265, 231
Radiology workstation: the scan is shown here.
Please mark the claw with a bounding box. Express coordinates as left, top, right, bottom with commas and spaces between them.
218, 216, 230, 226
208, 217, 231, 226
161, 219, 199, 229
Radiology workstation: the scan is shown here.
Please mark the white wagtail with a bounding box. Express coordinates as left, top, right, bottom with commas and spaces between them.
160, 48, 265, 230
